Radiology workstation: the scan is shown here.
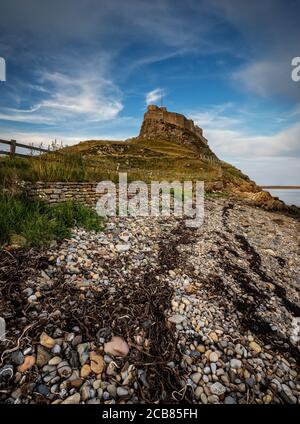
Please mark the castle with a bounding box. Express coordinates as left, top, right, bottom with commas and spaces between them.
142, 105, 208, 145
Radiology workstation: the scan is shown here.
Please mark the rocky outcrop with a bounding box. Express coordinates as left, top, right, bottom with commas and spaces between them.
138, 105, 218, 160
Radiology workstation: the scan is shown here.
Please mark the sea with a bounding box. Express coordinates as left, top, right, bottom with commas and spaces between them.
267, 189, 300, 207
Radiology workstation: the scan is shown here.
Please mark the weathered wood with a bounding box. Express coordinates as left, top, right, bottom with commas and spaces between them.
15, 141, 49, 153
10, 139, 16, 157
0, 138, 49, 157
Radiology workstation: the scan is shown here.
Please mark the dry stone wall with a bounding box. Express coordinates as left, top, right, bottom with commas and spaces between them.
24, 180, 225, 208
25, 182, 100, 207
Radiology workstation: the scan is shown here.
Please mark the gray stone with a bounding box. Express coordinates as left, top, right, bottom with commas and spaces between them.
52, 344, 61, 355
281, 384, 297, 404
168, 314, 186, 324
230, 359, 242, 369
225, 396, 237, 404
10, 350, 24, 366
210, 382, 226, 396
35, 384, 50, 397
107, 384, 117, 398
57, 361, 72, 378
117, 387, 129, 397
0, 365, 13, 381
191, 372, 202, 384
77, 343, 89, 365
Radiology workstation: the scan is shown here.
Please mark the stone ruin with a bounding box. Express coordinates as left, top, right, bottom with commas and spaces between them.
140, 104, 208, 145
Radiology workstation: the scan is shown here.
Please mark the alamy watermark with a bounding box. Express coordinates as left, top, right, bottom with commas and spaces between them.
96, 173, 204, 228
0, 57, 6, 82
291, 57, 300, 82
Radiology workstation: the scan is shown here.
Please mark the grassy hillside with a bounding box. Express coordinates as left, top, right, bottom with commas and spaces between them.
0, 137, 259, 194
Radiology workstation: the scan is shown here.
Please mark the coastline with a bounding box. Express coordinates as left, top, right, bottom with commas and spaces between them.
1, 197, 299, 404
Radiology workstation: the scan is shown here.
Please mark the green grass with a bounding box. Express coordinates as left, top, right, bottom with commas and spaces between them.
0, 193, 104, 248
0, 138, 257, 196
205, 191, 230, 198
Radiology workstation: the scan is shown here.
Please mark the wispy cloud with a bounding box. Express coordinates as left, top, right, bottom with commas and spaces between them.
145, 88, 165, 105
0, 69, 123, 125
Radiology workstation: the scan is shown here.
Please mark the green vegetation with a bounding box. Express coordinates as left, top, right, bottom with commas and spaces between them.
0, 193, 104, 248
0, 137, 258, 194
205, 190, 230, 198
0, 138, 223, 184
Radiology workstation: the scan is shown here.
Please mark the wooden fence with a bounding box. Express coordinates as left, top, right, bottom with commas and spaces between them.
0, 138, 49, 157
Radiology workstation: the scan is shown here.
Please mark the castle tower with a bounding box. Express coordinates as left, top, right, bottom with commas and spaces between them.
141, 105, 208, 145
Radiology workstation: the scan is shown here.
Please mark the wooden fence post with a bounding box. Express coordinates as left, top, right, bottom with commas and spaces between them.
10, 139, 16, 158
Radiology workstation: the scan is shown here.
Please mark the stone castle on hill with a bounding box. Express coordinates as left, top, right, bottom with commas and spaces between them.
138, 104, 218, 160
140, 105, 208, 145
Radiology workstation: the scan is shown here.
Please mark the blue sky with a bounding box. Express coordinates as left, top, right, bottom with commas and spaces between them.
0, 0, 299, 184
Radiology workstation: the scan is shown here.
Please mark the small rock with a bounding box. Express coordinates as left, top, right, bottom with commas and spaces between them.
52, 345, 61, 355
116, 244, 130, 252
80, 364, 91, 378
249, 341, 262, 354
106, 361, 117, 376
77, 343, 89, 365
62, 393, 81, 404
93, 380, 102, 390
48, 356, 61, 366
195, 386, 203, 399
230, 359, 242, 369
28, 295, 37, 303
70, 379, 84, 389
81, 386, 91, 401
208, 332, 219, 343
225, 396, 236, 404
35, 384, 50, 397
104, 336, 129, 357
281, 384, 297, 404
168, 315, 185, 324
210, 363, 217, 374
0, 365, 14, 380
57, 361, 72, 378
36, 346, 52, 367
17, 356, 35, 373
191, 372, 202, 384
209, 352, 219, 363
107, 384, 117, 398
10, 350, 24, 366
89, 351, 104, 374
210, 382, 226, 396
200, 393, 208, 404
23, 288, 33, 297
40, 332, 55, 349
117, 387, 129, 397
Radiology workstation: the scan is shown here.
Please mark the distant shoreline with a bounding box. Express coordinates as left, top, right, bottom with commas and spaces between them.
261, 186, 300, 189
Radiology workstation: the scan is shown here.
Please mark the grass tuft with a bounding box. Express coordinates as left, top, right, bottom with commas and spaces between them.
0, 193, 104, 248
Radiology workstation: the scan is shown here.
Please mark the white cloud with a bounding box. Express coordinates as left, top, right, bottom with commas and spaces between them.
0, 69, 123, 125
145, 88, 165, 105
191, 104, 300, 158
232, 59, 297, 99
206, 123, 300, 158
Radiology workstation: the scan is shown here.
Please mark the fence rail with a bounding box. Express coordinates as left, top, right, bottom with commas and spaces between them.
0, 138, 49, 157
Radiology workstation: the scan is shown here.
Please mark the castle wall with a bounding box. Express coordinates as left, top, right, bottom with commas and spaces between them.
144, 105, 207, 144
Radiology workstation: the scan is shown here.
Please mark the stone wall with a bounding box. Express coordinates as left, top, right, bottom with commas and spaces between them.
24, 180, 225, 208
25, 182, 100, 207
